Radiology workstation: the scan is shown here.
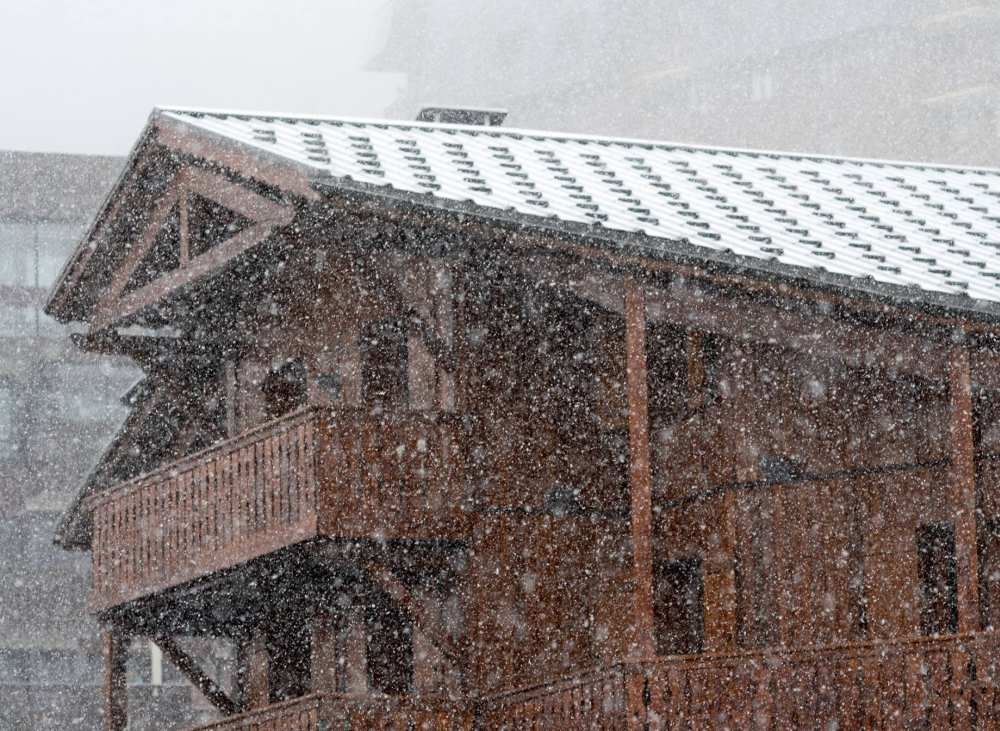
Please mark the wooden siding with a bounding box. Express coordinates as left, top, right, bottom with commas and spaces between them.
89, 407, 468, 610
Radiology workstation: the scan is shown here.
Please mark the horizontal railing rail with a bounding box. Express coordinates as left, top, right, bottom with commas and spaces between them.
189, 694, 320, 730
477, 664, 641, 729
186, 693, 471, 731
321, 694, 474, 729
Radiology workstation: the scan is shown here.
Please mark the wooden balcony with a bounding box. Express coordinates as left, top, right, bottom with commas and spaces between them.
187, 694, 473, 730
88, 407, 468, 610
478, 664, 643, 728
648, 631, 1000, 728
479, 631, 1000, 728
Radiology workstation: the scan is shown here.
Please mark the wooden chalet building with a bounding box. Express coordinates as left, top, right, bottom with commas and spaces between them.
46, 106, 1000, 729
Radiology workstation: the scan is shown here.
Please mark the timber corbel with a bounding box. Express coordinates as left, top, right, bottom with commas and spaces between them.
153, 636, 238, 716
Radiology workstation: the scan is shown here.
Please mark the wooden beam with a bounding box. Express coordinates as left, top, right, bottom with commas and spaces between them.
624, 278, 656, 660
519, 254, 950, 383
948, 348, 980, 633
235, 632, 270, 711
93, 182, 183, 328
184, 166, 295, 223
365, 561, 465, 669
101, 629, 128, 731
95, 221, 283, 330
153, 636, 239, 716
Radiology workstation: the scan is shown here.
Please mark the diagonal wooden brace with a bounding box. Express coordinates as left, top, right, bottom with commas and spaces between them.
153, 636, 239, 716
365, 561, 465, 669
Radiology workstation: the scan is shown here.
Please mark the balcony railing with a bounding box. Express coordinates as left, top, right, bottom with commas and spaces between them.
187, 695, 320, 731
475, 631, 1000, 728
477, 664, 642, 728
88, 407, 468, 610
187, 694, 472, 731
646, 630, 1000, 728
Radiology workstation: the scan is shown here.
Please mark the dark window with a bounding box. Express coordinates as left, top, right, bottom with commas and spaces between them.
361, 318, 408, 410
917, 522, 958, 636
365, 601, 413, 695
654, 557, 705, 655
262, 359, 307, 420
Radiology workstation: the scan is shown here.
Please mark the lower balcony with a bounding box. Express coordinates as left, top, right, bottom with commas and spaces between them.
188, 694, 473, 731
88, 407, 469, 610
158, 630, 1000, 729
480, 630, 1000, 728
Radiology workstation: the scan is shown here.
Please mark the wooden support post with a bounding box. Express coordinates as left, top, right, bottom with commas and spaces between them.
624, 277, 656, 660
236, 632, 270, 711
949, 347, 979, 633
154, 637, 238, 716
101, 629, 128, 731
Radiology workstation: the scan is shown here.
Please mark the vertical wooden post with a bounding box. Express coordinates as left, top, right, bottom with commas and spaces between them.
102, 628, 128, 731
694, 331, 737, 651
236, 631, 270, 711
624, 277, 655, 660
949, 347, 979, 632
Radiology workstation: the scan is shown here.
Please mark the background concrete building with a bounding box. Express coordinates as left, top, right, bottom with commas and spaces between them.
373, 0, 1000, 167
0, 151, 214, 729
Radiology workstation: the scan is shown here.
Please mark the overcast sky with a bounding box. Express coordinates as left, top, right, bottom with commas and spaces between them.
0, 0, 401, 155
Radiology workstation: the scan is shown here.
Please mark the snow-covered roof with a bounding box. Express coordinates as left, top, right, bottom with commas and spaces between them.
164, 108, 1000, 309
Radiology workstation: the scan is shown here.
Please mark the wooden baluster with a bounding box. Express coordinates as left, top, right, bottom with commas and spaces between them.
139, 486, 147, 587
174, 473, 183, 579
264, 434, 273, 535
302, 417, 314, 515
278, 427, 288, 530
217, 453, 226, 552
153, 483, 162, 584
245, 442, 264, 545
192, 464, 202, 561
184, 471, 194, 577
288, 424, 300, 526
276, 432, 286, 527
200, 460, 210, 555
236, 445, 246, 550
92, 506, 103, 603
228, 449, 238, 551
280, 427, 291, 527
112, 493, 122, 595
252, 440, 263, 541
